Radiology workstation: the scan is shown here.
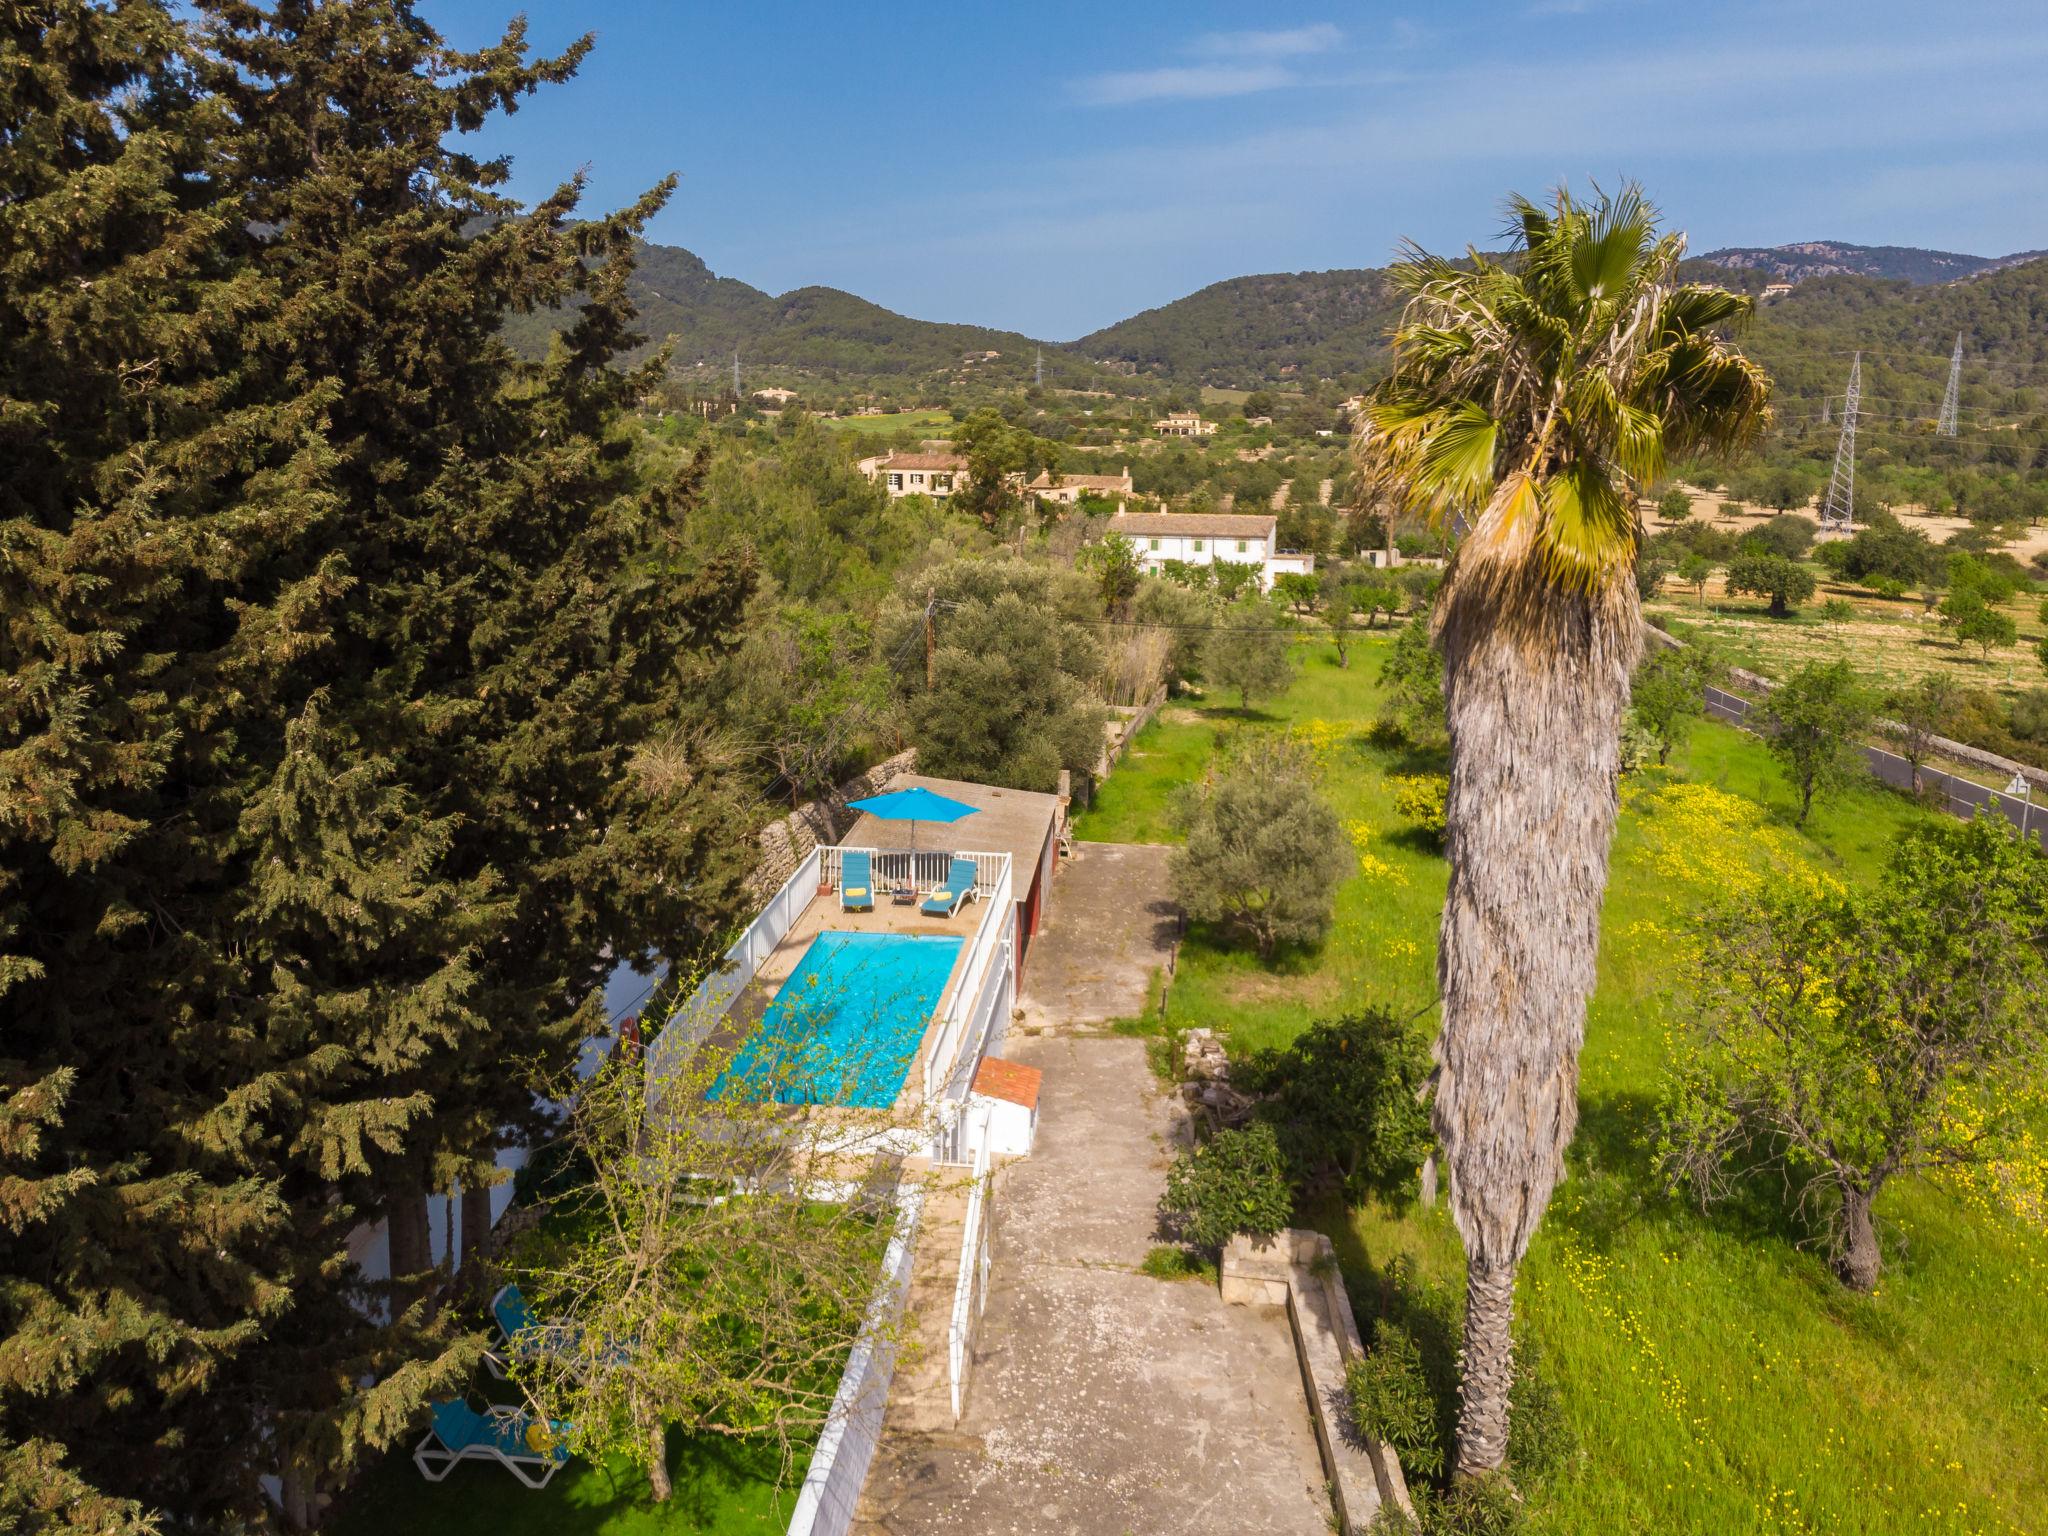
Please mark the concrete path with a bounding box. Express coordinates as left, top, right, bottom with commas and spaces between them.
854, 1037, 1329, 1536
1015, 843, 1178, 1033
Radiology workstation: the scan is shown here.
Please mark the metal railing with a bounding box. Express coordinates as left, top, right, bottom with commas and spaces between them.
818, 845, 1006, 901
947, 1116, 994, 1423
646, 845, 821, 1102
922, 858, 1013, 1105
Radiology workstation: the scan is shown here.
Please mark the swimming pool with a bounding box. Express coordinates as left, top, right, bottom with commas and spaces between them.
714, 931, 964, 1108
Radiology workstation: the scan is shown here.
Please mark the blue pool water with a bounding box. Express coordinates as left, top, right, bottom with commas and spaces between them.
714, 931, 964, 1108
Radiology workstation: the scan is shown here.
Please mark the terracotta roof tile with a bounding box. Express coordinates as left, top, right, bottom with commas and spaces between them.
973, 1056, 1043, 1112
878, 452, 967, 472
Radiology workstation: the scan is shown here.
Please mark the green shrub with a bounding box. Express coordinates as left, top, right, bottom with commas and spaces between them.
1391, 774, 1449, 840
1506, 1331, 1575, 1484
1410, 1477, 1528, 1536
1378, 614, 1445, 743
1170, 738, 1351, 959
1137, 1245, 1216, 1283
1871, 576, 1906, 600
1159, 1121, 1293, 1254
1345, 1322, 1445, 1481
1820, 597, 1855, 623
1241, 1009, 1434, 1199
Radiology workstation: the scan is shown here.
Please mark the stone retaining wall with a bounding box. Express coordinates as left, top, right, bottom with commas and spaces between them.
1223, 1229, 1414, 1534
749, 750, 917, 899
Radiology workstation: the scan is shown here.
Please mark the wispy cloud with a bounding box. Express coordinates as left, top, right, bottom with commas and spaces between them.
1075, 21, 1342, 106
1075, 62, 1297, 106
1184, 23, 1343, 60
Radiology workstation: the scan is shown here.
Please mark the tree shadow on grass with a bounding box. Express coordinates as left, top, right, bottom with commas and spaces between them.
331, 1375, 803, 1536
1560, 1087, 1819, 1261
1379, 825, 1446, 858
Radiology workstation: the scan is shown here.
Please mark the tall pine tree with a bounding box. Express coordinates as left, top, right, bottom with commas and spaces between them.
3, 1, 757, 1524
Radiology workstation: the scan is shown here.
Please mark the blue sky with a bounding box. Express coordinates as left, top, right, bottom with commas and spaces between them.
423, 0, 2048, 339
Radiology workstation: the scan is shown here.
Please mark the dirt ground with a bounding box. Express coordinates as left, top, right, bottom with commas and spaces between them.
1659, 485, 2048, 563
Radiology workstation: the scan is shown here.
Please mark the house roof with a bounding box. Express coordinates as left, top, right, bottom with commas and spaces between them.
973, 1056, 1043, 1112
1108, 511, 1277, 539
879, 452, 967, 472
842, 773, 1062, 903
1026, 470, 1132, 492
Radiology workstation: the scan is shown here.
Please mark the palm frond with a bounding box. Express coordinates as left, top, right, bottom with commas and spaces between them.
1357, 179, 1774, 608
1538, 465, 1635, 589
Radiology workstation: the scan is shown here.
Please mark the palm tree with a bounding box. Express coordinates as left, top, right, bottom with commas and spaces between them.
1356, 185, 1770, 1480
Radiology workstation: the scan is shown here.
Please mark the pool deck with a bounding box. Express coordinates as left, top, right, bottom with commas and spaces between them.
711, 879, 994, 1116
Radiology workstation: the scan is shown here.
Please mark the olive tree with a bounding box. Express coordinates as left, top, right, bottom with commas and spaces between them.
1170, 737, 1350, 959
1627, 644, 1708, 765
1659, 817, 2048, 1291
1205, 600, 1296, 713
1763, 661, 1872, 825
1880, 674, 1961, 794
1725, 552, 1816, 617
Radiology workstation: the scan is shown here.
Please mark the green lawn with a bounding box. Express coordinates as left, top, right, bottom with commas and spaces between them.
1076, 638, 2048, 1536
331, 1395, 804, 1536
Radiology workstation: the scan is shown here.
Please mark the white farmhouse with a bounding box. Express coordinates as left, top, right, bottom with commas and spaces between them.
1022, 465, 1135, 508
860, 451, 970, 499
1106, 511, 1314, 592
1152, 410, 1217, 438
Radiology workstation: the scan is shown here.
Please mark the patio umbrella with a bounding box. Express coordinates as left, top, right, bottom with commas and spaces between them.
845, 785, 980, 861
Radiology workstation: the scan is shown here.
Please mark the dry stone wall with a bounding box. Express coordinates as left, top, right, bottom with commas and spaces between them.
749, 750, 917, 899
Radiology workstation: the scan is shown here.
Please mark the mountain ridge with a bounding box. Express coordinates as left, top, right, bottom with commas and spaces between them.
519, 238, 2048, 393
1697, 239, 2048, 287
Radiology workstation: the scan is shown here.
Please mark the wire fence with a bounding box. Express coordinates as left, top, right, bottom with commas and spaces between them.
1702, 685, 2045, 849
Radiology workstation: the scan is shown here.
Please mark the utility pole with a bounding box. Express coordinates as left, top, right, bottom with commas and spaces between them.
1034, 346, 1043, 388
924, 593, 936, 690
732, 346, 741, 401
1819, 352, 1861, 532
1937, 332, 1962, 438
1820, 394, 1830, 427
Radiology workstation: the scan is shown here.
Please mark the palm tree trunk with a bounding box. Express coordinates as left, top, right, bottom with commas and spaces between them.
1432, 532, 1639, 1478
1455, 1262, 1518, 1475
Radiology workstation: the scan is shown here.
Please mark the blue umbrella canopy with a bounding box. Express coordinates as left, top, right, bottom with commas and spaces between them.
846, 786, 979, 864
846, 787, 980, 824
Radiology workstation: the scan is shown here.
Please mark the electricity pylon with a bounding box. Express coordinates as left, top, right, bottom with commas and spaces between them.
1937, 332, 1962, 437
1819, 352, 1861, 532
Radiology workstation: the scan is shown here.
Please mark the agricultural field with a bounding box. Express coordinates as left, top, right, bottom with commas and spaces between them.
1073, 638, 2048, 1536
818, 408, 957, 439
1644, 576, 2048, 697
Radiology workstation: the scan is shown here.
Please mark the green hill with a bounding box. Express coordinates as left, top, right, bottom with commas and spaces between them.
503, 241, 1107, 391
523, 240, 2048, 421
1064, 268, 1403, 387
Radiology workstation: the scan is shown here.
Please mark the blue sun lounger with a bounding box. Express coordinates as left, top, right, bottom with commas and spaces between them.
413, 1399, 571, 1489
483, 1283, 578, 1380
840, 849, 874, 913
920, 856, 980, 918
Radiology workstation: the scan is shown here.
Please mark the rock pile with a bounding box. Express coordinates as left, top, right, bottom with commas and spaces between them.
1178, 1027, 1255, 1131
